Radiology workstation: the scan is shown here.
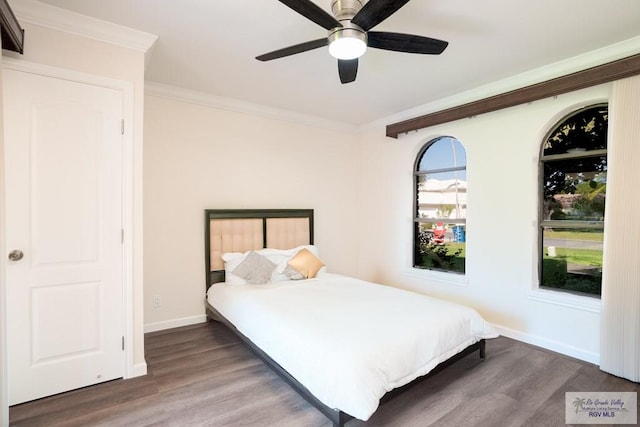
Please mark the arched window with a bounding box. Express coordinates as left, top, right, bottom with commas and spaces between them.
414, 136, 466, 274
540, 104, 607, 296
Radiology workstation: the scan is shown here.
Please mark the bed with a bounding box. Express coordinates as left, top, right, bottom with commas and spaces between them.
204, 209, 497, 426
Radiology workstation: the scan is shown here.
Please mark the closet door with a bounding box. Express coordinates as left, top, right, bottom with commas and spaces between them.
4, 69, 124, 405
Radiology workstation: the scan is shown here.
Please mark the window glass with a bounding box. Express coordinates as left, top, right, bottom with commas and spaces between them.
540, 104, 607, 296
417, 138, 467, 171
542, 227, 603, 295
414, 136, 466, 274
416, 173, 467, 221
543, 105, 607, 155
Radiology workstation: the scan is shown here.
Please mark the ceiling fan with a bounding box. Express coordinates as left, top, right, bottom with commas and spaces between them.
256, 0, 448, 84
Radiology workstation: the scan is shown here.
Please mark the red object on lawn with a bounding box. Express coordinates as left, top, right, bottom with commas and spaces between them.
433, 222, 446, 245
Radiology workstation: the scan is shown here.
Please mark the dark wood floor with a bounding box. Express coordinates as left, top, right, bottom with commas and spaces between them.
9, 322, 639, 426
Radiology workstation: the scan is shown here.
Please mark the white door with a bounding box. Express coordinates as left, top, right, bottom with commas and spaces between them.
4, 69, 125, 405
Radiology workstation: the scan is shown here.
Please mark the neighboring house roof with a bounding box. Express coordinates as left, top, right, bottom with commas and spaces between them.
420, 179, 467, 192
553, 194, 580, 209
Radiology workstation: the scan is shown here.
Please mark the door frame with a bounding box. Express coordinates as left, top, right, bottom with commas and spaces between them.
1, 58, 136, 395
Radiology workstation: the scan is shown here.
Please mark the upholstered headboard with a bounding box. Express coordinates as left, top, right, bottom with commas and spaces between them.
204, 209, 314, 290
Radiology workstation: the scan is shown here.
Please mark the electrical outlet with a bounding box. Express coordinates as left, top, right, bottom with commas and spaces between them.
153, 294, 161, 308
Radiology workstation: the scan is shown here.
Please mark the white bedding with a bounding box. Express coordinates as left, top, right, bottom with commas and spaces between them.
207, 273, 498, 421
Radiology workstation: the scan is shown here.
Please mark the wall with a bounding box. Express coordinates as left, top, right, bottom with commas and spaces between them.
143, 94, 360, 330
356, 85, 611, 363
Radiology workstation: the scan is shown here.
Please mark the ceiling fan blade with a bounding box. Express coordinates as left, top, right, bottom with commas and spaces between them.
368, 31, 448, 54
351, 0, 411, 31
338, 59, 358, 84
277, 0, 342, 30
256, 38, 327, 61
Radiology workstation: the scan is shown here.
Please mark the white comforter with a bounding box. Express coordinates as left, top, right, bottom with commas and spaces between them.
207, 273, 497, 420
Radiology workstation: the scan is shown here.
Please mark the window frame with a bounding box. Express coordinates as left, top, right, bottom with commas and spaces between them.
538, 103, 607, 297
413, 136, 467, 274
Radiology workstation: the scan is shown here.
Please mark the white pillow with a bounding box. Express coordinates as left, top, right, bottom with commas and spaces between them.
261, 245, 319, 272
221, 251, 248, 285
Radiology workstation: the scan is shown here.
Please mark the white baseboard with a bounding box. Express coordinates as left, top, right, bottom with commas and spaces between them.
144, 314, 207, 333
492, 324, 600, 365
132, 362, 147, 377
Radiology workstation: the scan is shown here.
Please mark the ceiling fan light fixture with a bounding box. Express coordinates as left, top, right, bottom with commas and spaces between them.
257, 0, 449, 84
328, 26, 367, 60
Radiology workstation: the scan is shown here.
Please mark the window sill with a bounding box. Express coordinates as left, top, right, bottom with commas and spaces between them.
404, 267, 469, 287
528, 288, 601, 313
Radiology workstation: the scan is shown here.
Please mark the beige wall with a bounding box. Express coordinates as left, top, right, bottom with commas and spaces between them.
5, 23, 142, 82
143, 95, 360, 329
2, 20, 148, 374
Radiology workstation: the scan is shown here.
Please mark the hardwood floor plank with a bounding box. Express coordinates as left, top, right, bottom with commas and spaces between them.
9, 375, 159, 426
10, 322, 640, 426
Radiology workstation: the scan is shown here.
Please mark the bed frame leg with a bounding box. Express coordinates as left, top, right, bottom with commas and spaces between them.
479, 339, 486, 359
331, 410, 350, 427
332, 411, 352, 427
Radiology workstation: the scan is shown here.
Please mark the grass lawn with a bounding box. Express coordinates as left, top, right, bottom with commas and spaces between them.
415, 242, 466, 273
545, 246, 603, 267
544, 230, 603, 242
447, 242, 466, 256
542, 246, 602, 296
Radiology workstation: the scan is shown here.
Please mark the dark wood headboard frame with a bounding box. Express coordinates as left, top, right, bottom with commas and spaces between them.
204, 209, 314, 291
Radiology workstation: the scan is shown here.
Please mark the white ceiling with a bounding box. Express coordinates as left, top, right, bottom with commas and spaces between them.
28, 0, 640, 126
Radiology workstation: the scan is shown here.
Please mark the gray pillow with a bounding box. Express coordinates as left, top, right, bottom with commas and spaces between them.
232, 251, 276, 284
283, 264, 305, 280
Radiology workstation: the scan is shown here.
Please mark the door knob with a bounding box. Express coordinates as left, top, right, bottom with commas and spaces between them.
8, 250, 24, 261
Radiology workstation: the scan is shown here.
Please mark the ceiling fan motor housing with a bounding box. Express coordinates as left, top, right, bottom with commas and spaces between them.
330, 0, 363, 21
328, 21, 367, 46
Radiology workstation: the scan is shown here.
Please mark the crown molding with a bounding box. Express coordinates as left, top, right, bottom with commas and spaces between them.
145, 81, 358, 134
9, 0, 157, 53
362, 35, 640, 135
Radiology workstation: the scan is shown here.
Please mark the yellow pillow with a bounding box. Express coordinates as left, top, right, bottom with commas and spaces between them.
287, 248, 325, 279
